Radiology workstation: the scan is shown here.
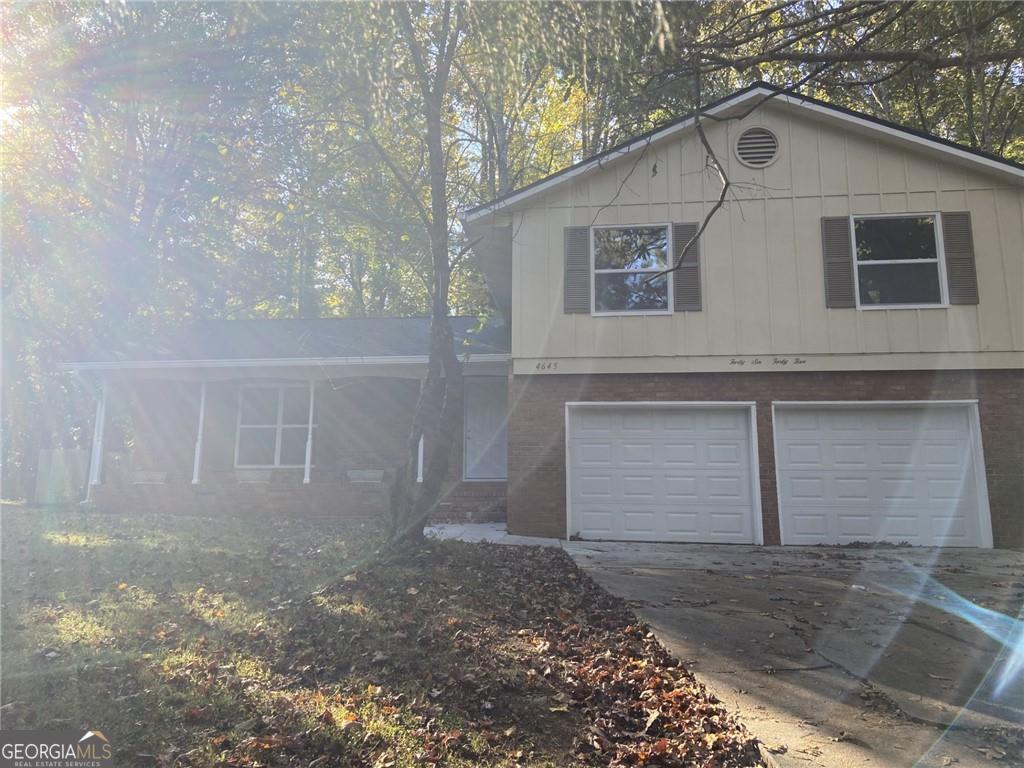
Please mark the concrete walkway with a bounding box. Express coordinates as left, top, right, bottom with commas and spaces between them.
428, 524, 1024, 767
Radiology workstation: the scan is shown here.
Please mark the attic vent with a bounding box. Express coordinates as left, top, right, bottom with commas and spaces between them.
736, 127, 779, 168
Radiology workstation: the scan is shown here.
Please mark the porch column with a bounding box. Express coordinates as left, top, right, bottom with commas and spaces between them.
303, 379, 315, 484
86, 378, 108, 496
416, 376, 425, 483
191, 380, 207, 485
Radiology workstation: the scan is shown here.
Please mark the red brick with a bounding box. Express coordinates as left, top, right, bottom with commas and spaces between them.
507, 370, 1023, 548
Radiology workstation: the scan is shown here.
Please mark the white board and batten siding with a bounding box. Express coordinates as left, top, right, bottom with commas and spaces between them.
510, 102, 1024, 374
773, 402, 992, 547
566, 403, 762, 543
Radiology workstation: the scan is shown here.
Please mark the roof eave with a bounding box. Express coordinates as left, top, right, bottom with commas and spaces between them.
57, 353, 511, 373
462, 86, 773, 224
462, 85, 1024, 224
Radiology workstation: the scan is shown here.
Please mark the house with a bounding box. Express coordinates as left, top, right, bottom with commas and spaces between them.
63, 83, 1023, 548
463, 82, 1023, 550
61, 317, 510, 520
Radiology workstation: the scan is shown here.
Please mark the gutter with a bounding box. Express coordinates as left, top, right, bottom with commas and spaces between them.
57, 353, 511, 372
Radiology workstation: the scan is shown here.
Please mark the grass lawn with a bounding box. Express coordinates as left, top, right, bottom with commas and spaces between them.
1, 507, 761, 767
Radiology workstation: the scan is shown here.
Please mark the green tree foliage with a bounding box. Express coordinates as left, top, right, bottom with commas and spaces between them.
3, 1, 1021, 499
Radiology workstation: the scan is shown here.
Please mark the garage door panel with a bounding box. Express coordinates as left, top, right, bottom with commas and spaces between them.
789, 512, 828, 538
785, 475, 828, 503
923, 442, 968, 468
707, 410, 746, 431
662, 412, 698, 430
577, 473, 613, 499
622, 412, 656, 431
707, 474, 747, 501
775, 405, 987, 547
833, 443, 870, 467
706, 442, 743, 465
622, 510, 656, 533
619, 442, 656, 465
575, 411, 613, 432
708, 509, 751, 534
665, 512, 700, 535
785, 442, 823, 465
577, 509, 616, 536
664, 474, 699, 499
828, 411, 864, 432
622, 474, 658, 498
577, 441, 612, 465
663, 442, 699, 465
569, 406, 757, 543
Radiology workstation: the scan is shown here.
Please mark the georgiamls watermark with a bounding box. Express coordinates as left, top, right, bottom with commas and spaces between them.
0, 730, 113, 768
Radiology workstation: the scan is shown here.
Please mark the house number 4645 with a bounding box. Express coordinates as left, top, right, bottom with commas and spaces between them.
535, 361, 558, 371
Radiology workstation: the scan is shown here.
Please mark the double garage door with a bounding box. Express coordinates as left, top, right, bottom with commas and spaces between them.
567, 402, 991, 547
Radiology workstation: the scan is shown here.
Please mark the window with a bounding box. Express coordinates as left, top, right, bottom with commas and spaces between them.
592, 225, 672, 314
853, 215, 946, 308
235, 384, 316, 468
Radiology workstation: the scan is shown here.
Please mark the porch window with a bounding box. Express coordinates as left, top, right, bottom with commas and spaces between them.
235, 384, 316, 468
853, 215, 946, 308
592, 225, 672, 314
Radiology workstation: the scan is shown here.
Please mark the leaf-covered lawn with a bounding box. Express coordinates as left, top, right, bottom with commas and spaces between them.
0, 508, 761, 767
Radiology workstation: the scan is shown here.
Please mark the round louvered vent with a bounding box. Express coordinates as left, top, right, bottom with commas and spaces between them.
735, 127, 779, 168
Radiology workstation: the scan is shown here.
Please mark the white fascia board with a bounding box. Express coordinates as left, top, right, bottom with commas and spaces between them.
464, 86, 1024, 223
57, 353, 510, 372
462, 88, 772, 223
769, 92, 1024, 185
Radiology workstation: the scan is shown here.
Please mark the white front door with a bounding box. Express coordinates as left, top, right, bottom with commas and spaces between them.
463, 378, 508, 480
567, 404, 759, 543
774, 403, 991, 547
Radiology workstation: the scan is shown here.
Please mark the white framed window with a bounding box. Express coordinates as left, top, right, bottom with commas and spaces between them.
591, 224, 673, 315
235, 384, 316, 468
852, 213, 948, 309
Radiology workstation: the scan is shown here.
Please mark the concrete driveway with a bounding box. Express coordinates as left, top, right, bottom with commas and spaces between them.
567, 542, 1024, 767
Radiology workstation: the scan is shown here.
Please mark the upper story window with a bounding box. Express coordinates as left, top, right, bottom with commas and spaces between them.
853, 215, 947, 308
592, 225, 672, 314
236, 384, 316, 468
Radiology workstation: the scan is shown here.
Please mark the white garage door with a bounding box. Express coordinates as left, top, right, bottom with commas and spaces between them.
774, 404, 991, 547
567, 405, 758, 543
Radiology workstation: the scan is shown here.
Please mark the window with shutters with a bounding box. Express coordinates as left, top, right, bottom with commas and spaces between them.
852, 214, 948, 308
592, 225, 672, 314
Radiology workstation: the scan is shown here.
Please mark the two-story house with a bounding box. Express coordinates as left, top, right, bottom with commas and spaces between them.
62, 83, 1023, 549
464, 82, 1023, 549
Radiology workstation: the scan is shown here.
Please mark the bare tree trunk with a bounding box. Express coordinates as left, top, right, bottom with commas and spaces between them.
387, 3, 464, 547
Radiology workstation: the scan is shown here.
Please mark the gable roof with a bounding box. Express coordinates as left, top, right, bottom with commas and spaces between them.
463, 82, 1024, 223
59, 316, 509, 371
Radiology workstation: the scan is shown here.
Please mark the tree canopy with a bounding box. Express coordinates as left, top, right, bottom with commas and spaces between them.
3, 0, 1021, 499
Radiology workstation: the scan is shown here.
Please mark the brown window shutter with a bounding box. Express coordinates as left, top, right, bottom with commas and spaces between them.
564, 226, 590, 313
672, 222, 701, 311
941, 212, 979, 305
821, 217, 855, 308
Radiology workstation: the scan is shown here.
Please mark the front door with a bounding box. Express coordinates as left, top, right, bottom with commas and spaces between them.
464, 378, 508, 480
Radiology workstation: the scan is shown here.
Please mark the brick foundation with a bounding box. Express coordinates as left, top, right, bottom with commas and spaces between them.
507, 369, 1023, 548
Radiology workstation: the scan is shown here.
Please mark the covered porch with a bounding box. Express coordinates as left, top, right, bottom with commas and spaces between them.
60, 318, 510, 521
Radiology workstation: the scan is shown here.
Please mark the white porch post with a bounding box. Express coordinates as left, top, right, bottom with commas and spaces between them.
86, 378, 108, 495
416, 375, 425, 483
303, 379, 315, 484
191, 380, 207, 485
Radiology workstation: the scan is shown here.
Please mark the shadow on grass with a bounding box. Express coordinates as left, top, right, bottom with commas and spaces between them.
1, 509, 587, 767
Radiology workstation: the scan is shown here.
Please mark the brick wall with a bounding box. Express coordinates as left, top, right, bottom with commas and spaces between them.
94, 376, 506, 523
507, 369, 1023, 548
